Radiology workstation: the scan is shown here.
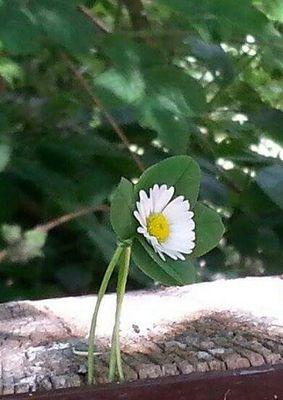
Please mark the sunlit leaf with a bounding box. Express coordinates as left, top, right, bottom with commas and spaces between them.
135, 156, 201, 208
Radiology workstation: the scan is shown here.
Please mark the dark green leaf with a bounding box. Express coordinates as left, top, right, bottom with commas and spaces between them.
229, 216, 258, 255
110, 178, 136, 240
138, 66, 206, 153
144, 67, 207, 116
0, 144, 10, 172
0, 0, 96, 55
188, 38, 235, 85
97, 36, 166, 71
200, 172, 229, 206
0, 3, 42, 54
258, 228, 280, 256
249, 108, 283, 144
139, 101, 190, 154
33, 0, 96, 53
192, 203, 225, 257
255, 165, 283, 209
158, 0, 268, 37
135, 237, 196, 285
132, 239, 179, 286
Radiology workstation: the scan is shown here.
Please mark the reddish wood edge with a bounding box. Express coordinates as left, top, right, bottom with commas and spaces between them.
3, 363, 283, 400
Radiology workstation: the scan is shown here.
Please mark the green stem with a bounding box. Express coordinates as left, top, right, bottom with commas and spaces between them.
116, 333, 124, 381
108, 245, 131, 382
87, 244, 124, 385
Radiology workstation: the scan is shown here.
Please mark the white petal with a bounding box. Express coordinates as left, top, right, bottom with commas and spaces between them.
134, 210, 146, 228
136, 201, 146, 223
137, 226, 146, 235
157, 249, 166, 261
175, 252, 185, 261
134, 184, 196, 262
153, 185, 175, 213
170, 220, 195, 234
163, 240, 195, 254
157, 246, 178, 260
142, 191, 152, 216
163, 197, 190, 220
150, 184, 159, 213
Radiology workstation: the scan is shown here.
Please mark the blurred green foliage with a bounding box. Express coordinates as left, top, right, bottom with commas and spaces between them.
0, 0, 282, 301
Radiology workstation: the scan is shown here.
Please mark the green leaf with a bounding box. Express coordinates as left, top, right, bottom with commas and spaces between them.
249, 108, 283, 145
158, 0, 269, 37
192, 203, 225, 257
110, 178, 137, 240
255, 165, 283, 209
258, 228, 280, 256
229, 216, 258, 255
3, 227, 47, 263
188, 38, 235, 86
0, 144, 10, 172
244, 68, 283, 111
200, 172, 229, 206
134, 237, 196, 285
33, 0, 95, 54
254, 0, 283, 22
145, 67, 207, 116
2, 224, 22, 244
94, 68, 145, 106
0, 3, 42, 55
135, 155, 201, 208
139, 97, 191, 154
97, 36, 166, 72
0, 0, 96, 55
0, 58, 23, 85
139, 66, 206, 154
209, 0, 268, 36
132, 239, 179, 286
24, 229, 47, 256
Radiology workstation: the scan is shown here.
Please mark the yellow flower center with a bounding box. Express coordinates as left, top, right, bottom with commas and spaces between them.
147, 213, 170, 243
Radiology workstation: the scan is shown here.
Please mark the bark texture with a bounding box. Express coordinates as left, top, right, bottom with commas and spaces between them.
0, 276, 282, 395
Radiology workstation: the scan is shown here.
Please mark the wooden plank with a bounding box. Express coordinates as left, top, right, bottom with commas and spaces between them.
3, 364, 283, 400
0, 277, 282, 395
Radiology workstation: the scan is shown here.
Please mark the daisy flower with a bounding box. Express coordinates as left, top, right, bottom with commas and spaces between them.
134, 184, 195, 261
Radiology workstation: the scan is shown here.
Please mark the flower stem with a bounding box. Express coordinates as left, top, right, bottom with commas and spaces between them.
108, 245, 131, 382
87, 244, 124, 385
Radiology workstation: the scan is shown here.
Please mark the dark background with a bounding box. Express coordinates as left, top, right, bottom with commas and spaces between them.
0, 0, 282, 301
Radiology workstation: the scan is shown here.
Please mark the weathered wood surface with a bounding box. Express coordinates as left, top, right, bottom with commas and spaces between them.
6, 365, 283, 400
0, 276, 282, 396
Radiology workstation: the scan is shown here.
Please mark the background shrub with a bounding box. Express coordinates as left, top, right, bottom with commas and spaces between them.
0, 0, 282, 301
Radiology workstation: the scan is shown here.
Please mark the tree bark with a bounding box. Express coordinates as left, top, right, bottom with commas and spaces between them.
0, 276, 282, 395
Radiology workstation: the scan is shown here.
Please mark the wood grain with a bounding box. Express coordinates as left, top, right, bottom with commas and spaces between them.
0, 276, 282, 395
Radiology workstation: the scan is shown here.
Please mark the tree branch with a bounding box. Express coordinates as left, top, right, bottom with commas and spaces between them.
78, 1, 149, 33
0, 204, 109, 264
77, 5, 110, 33
0, 250, 7, 263
62, 53, 144, 172
35, 204, 109, 233
76, 5, 146, 172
